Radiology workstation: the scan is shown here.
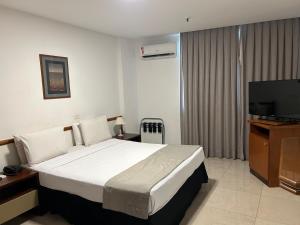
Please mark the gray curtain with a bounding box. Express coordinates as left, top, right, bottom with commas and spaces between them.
180, 26, 241, 159
181, 18, 300, 160
239, 18, 300, 160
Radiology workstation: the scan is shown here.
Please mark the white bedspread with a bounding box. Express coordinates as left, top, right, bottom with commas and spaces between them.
31, 139, 205, 215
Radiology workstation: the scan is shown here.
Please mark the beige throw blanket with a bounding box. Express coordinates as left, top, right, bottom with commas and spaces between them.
103, 144, 200, 219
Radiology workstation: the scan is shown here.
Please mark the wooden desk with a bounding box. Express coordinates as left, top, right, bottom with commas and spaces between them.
249, 119, 300, 187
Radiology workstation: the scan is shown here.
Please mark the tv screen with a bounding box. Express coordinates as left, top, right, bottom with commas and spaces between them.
249, 79, 300, 120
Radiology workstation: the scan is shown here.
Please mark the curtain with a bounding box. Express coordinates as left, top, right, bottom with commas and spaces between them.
239, 18, 300, 159
180, 18, 300, 160
180, 26, 241, 159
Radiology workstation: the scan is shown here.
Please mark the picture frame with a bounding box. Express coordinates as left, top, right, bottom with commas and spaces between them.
39, 54, 71, 99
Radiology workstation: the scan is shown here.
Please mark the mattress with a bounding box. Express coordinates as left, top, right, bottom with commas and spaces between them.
30, 139, 205, 215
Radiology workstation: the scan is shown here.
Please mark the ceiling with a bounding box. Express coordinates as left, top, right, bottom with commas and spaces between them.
0, 0, 300, 38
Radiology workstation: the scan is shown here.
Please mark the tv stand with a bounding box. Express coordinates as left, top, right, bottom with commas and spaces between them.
257, 115, 300, 123
252, 119, 298, 126
249, 119, 300, 187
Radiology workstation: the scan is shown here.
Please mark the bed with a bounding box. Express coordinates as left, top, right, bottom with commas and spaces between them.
31, 139, 208, 225
10, 116, 208, 225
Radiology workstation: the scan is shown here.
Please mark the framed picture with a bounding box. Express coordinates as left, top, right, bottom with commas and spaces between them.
39, 54, 71, 99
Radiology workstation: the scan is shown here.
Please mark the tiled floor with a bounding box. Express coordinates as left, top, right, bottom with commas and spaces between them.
180, 158, 300, 225
5, 158, 300, 225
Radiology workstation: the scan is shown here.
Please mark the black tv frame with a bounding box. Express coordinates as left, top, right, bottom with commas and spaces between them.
249, 79, 300, 122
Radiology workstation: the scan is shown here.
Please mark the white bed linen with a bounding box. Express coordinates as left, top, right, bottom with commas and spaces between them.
30, 139, 205, 215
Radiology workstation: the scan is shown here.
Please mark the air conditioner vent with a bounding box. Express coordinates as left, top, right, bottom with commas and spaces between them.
140, 43, 177, 60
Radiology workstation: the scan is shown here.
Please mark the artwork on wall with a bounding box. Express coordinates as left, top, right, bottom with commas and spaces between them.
39, 54, 71, 99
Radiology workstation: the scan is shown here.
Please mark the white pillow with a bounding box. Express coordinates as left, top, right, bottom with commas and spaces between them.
72, 123, 84, 146
19, 127, 68, 165
13, 136, 28, 165
80, 115, 112, 146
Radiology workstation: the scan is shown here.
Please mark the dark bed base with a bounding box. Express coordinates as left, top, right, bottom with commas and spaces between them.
38, 163, 208, 225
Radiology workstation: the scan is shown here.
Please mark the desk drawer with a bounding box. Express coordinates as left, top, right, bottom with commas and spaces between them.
0, 189, 38, 224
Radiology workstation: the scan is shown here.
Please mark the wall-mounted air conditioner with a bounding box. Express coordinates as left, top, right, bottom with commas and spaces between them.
140, 42, 177, 60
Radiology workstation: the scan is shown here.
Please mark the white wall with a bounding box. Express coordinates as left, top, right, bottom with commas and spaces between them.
0, 7, 182, 167
118, 39, 139, 133
0, 7, 121, 166
119, 34, 181, 144
136, 35, 181, 144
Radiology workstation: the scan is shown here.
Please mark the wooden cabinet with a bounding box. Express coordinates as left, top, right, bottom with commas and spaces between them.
114, 133, 141, 142
279, 137, 300, 194
249, 132, 269, 181
249, 119, 300, 187
0, 169, 39, 224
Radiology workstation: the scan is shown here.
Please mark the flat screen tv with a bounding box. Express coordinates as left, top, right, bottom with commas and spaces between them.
249, 79, 300, 121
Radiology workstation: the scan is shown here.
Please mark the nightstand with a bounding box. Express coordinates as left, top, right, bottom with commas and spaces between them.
114, 133, 141, 142
0, 168, 39, 224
